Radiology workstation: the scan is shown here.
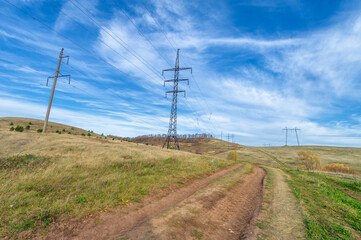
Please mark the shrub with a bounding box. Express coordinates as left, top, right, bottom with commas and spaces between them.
87, 133, 91, 136
62, 129, 65, 132
227, 151, 238, 161
71, 127, 74, 130
15, 125, 24, 132
112, 138, 115, 140
10, 127, 14, 131
145, 142, 149, 145
81, 133, 85, 136
28, 122, 32, 125
298, 151, 321, 170
68, 132, 71, 134
25, 125, 30, 130
9, 122, 14, 126
323, 163, 355, 174
37, 129, 43, 133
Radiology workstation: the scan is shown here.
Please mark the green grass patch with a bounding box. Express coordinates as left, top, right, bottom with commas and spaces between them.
286, 169, 361, 239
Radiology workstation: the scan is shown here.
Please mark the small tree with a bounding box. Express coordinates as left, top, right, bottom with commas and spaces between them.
15, 125, 24, 132
297, 151, 321, 170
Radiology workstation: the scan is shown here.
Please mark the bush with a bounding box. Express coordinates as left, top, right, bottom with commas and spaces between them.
68, 132, 71, 134
323, 163, 355, 174
298, 151, 321, 170
81, 133, 85, 136
9, 122, 14, 126
87, 133, 91, 136
62, 129, 65, 132
227, 151, 238, 161
15, 125, 24, 132
25, 125, 30, 130
10, 127, 14, 131
37, 129, 43, 133
71, 127, 74, 130
28, 122, 32, 125
145, 142, 149, 145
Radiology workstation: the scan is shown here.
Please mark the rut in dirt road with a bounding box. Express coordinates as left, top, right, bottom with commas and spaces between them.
39, 164, 245, 240
254, 168, 305, 240
118, 166, 267, 240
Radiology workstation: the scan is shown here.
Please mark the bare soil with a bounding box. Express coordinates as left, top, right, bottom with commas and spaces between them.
35, 164, 267, 240
254, 168, 305, 240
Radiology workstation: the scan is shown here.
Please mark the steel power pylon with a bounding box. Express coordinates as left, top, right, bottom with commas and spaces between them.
283, 127, 301, 146
162, 49, 192, 150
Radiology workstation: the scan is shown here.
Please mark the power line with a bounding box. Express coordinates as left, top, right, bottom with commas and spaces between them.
2, 0, 132, 79
141, 1, 177, 52
111, 0, 173, 67
63, 0, 165, 82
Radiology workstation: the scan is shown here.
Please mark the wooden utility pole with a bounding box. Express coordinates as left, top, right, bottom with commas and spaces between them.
43, 48, 70, 133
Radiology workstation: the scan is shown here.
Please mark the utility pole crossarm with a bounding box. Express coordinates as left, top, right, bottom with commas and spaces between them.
164, 78, 189, 86
162, 67, 192, 72
47, 74, 71, 86
165, 90, 185, 97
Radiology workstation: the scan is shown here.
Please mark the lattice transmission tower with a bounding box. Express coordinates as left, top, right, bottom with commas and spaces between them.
162, 49, 192, 149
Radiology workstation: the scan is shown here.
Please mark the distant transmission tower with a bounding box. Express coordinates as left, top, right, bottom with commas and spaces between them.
283, 127, 289, 146
282, 127, 301, 146
162, 49, 192, 149
43, 48, 71, 133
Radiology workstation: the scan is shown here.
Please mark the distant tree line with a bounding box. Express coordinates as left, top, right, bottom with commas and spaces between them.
112, 133, 213, 144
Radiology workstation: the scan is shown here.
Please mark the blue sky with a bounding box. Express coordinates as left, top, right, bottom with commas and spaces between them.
1, 0, 361, 147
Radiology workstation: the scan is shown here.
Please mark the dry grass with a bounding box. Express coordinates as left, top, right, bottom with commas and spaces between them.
0, 117, 99, 136
0, 120, 235, 238
237, 146, 361, 174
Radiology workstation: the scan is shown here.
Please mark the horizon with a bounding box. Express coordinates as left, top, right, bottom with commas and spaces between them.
1, 0, 361, 147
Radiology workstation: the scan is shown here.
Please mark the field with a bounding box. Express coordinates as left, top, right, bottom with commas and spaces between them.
0, 117, 360, 239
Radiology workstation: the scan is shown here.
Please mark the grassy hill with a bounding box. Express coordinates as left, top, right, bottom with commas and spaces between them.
0, 118, 236, 238
0, 117, 98, 136
0, 117, 360, 239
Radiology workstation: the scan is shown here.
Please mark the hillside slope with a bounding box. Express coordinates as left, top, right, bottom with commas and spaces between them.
0, 118, 237, 239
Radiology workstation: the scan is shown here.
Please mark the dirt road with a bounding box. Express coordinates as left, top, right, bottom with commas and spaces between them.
40, 164, 266, 240
254, 168, 305, 240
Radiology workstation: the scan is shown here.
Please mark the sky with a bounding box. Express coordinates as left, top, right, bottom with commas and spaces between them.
1, 0, 361, 147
